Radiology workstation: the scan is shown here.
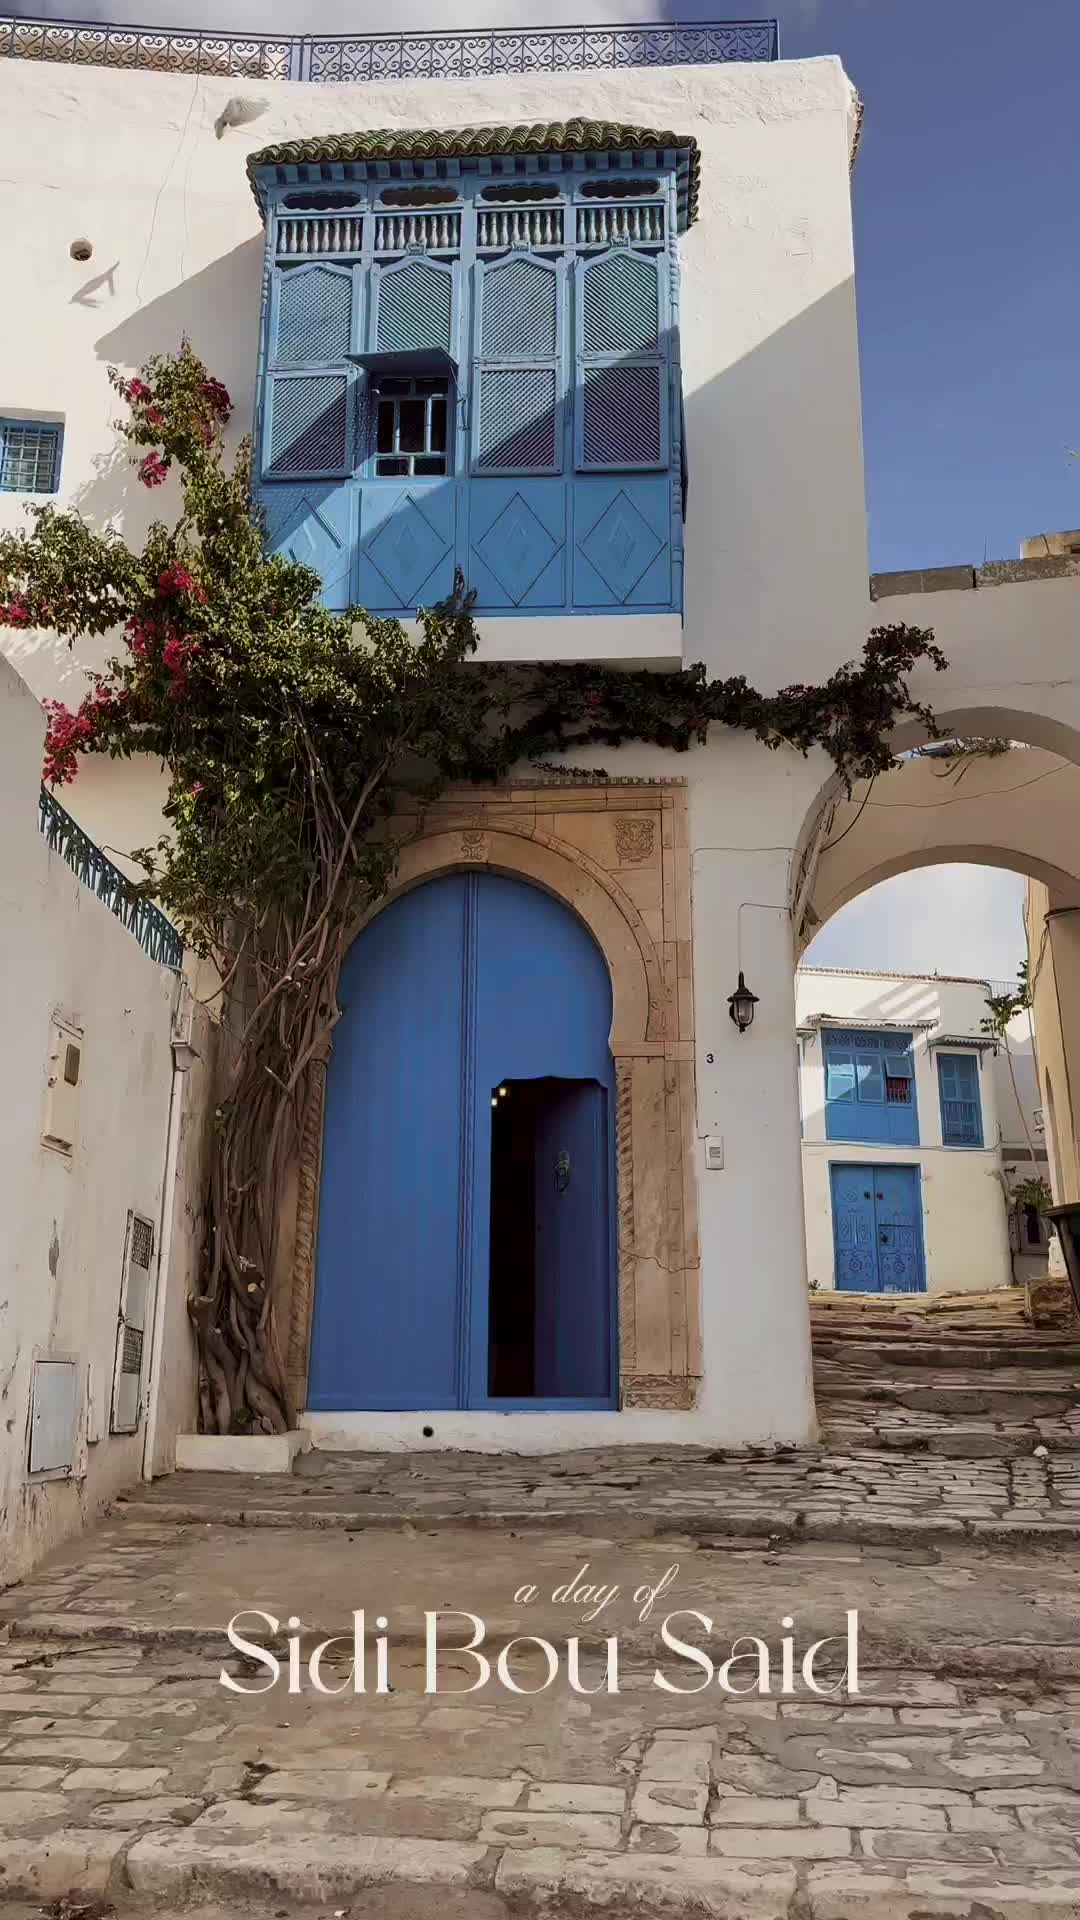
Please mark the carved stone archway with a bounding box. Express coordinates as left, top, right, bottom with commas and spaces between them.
284, 780, 700, 1414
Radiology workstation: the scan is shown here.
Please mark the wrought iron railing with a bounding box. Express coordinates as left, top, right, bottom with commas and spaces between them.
0, 16, 778, 83
39, 785, 184, 971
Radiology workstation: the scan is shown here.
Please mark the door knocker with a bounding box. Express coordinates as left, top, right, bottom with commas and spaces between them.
555, 1150, 571, 1193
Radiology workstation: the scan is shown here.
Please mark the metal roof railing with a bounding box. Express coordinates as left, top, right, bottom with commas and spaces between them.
1, 15, 778, 84
39, 784, 184, 971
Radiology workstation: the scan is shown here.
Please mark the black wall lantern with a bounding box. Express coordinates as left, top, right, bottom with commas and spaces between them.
727, 970, 759, 1034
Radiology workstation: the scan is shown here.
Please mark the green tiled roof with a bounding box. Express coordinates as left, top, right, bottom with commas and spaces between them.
247, 118, 700, 227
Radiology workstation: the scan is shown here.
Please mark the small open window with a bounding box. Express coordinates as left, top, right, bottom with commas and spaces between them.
372, 374, 450, 477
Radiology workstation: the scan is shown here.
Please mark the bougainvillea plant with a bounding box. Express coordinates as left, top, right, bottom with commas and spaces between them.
0, 343, 946, 1434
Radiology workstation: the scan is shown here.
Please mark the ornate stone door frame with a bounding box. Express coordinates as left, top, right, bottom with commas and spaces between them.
285, 782, 700, 1413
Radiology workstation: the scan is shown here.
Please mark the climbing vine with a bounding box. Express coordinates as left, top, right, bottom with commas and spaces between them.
0, 345, 947, 1433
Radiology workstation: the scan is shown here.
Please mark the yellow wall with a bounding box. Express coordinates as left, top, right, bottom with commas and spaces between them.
1027, 879, 1080, 1204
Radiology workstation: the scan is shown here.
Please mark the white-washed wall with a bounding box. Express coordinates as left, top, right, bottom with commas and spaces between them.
0, 654, 197, 1581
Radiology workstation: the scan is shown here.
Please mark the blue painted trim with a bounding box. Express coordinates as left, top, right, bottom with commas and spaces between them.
455, 870, 479, 1404
0, 417, 63, 495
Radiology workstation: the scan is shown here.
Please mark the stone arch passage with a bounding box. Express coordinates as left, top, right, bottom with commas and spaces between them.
799, 748, 1080, 951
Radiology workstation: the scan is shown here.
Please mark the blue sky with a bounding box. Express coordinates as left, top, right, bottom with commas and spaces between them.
36, 0, 1068, 978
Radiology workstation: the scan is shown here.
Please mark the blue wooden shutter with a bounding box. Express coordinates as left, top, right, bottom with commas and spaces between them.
938, 1053, 983, 1147
264, 263, 356, 481
855, 1051, 885, 1104
825, 1045, 855, 1104
575, 248, 668, 471
472, 254, 563, 474
373, 255, 455, 356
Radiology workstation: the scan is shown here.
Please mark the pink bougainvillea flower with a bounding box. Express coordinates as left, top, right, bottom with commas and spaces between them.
125, 614, 159, 657
0, 599, 31, 626
139, 451, 169, 488
145, 405, 164, 427
127, 377, 150, 403
158, 566, 196, 598
200, 377, 232, 421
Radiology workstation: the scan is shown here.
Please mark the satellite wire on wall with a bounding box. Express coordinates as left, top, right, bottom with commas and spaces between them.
135, 70, 201, 306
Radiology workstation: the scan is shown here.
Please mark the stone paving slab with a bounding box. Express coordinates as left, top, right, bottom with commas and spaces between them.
5, 1630, 1080, 1915
8, 1512, 1080, 1677
106, 1442, 1080, 1543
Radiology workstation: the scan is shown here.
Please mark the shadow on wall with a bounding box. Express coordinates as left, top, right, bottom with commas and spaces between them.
679, 273, 868, 691
76, 239, 264, 540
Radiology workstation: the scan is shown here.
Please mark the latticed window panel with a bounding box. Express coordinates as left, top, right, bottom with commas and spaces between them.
376, 258, 453, 355
481, 257, 558, 360
580, 363, 662, 468
942, 1099, 980, 1145
476, 367, 558, 472
121, 1325, 145, 1375
268, 373, 351, 476
275, 266, 353, 365
130, 1217, 154, 1269
0, 420, 61, 494
581, 250, 660, 357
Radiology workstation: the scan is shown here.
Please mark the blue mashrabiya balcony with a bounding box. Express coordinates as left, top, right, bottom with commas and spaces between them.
247, 120, 701, 630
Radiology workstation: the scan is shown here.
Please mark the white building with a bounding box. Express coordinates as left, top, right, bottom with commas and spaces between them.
798, 967, 1048, 1296
0, 19, 1078, 1525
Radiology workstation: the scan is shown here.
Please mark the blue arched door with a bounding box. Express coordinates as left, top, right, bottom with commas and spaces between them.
308, 870, 617, 1411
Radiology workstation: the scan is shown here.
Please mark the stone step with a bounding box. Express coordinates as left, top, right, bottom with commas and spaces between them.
813, 1336, 1080, 1370
814, 1375, 1080, 1418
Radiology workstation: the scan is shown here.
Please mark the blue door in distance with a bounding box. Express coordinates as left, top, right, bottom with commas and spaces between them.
308, 870, 616, 1411
830, 1163, 926, 1293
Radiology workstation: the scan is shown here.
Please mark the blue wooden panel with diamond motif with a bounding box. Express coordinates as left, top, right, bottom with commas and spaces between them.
467, 481, 566, 608
261, 483, 357, 610
572, 478, 672, 607
355, 481, 456, 610
830, 1163, 926, 1294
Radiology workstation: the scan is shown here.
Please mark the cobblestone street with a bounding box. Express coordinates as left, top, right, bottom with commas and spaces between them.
5, 1299, 1080, 1915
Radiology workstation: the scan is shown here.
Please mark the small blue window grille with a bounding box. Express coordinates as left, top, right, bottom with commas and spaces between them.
0, 419, 62, 495
937, 1051, 983, 1148
823, 1028, 919, 1146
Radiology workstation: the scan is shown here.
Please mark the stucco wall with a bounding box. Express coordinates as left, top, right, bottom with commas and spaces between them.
796, 968, 1012, 1295
807, 750, 1080, 944
0, 52, 866, 870
0, 655, 194, 1582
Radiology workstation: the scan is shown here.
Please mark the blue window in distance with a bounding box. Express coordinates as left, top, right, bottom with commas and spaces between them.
823, 1029, 918, 1146
937, 1051, 983, 1148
